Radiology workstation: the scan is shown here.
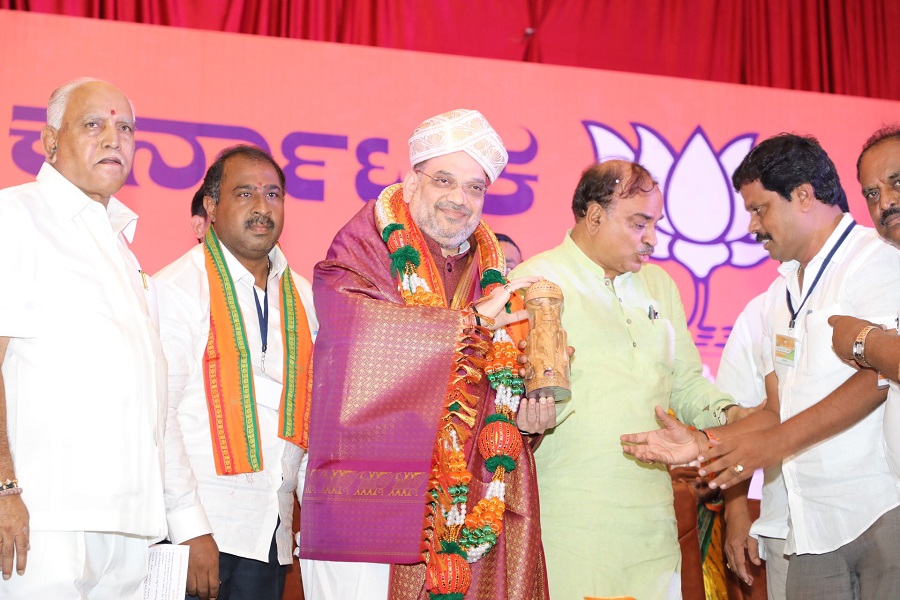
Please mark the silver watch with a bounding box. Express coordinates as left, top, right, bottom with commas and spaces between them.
716, 403, 738, 426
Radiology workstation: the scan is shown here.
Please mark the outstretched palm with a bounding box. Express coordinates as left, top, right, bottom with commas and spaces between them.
621, 406, 707, 465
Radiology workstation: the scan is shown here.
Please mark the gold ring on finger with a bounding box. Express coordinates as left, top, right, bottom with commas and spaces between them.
732, 464, 744, 475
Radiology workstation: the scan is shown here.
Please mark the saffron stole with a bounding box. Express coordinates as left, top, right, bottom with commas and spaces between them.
202, 227, 313, 475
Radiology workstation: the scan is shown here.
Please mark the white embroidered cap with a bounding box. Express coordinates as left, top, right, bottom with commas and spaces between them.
408, 109, 508, 183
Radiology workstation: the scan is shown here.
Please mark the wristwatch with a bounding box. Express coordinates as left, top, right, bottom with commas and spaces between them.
715, 403, 738, 426
852, 325, 878, 368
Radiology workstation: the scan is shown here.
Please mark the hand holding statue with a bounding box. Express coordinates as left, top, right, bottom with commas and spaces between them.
516, 396, 557, 435
472, 277, 541, 330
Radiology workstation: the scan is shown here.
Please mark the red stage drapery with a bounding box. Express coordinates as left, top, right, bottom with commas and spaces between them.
4, 0, 899, 101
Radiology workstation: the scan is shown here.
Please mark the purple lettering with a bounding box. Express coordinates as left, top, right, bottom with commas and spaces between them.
282, 132, 348, 201
354, 137, 400, 202
483, 129, 538, 215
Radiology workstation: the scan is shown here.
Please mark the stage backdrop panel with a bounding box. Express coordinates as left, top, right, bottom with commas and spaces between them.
2, 10, 898, 374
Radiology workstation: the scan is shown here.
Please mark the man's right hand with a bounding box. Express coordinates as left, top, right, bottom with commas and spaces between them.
183, 534, 220, 600
0, 494, 28, 580
475, 277, 542, 329
699, 428, 787, 489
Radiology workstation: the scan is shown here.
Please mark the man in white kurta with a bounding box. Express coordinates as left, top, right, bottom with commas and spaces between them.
739, 135, 900, 599
156, 146, 317, 600
512, 160, 735, 600
0, 79, 167, 599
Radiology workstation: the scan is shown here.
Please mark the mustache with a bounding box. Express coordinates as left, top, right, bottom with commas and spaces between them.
881, 206, 900, 227
244, 215, 275, 230
638, 245, 654, 256
435, 200, 472, 217
755, 233, 772, 243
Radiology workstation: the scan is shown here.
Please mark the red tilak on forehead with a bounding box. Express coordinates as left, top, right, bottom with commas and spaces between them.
111, 109, 116, 115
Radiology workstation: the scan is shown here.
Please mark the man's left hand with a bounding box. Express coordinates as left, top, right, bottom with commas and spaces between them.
182, 534, 220, 600
0, 495, 28, 580
621, 405, 708, 465
517, 396, 556, 435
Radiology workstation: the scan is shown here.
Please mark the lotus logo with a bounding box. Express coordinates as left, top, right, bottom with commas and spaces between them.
583, 122, 768, 330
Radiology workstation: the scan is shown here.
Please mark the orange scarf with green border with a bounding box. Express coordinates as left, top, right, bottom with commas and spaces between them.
202, 226, 313, 475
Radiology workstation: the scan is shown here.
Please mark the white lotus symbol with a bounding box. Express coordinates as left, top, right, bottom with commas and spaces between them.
583, 122, 768, 328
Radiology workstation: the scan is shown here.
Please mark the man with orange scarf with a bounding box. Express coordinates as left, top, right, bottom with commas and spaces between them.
299, 109, 555, 599
156, 145, 317, 600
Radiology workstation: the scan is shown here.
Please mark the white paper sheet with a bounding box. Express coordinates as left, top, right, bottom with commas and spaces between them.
144, 544, 190, 600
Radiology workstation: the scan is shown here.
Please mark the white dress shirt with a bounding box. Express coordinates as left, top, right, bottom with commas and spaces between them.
764, 214, 900, 555
0, 163, 167, 538
715, 292, 790, 554
156, 242, 317, 564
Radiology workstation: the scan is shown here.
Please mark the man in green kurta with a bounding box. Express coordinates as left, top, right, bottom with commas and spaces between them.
511, 161, 736, 600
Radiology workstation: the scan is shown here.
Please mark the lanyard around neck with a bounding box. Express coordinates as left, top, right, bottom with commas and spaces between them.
253, 261, 271, 370
786, 220, 855, 329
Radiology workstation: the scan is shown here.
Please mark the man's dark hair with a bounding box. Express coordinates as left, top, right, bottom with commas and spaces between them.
572, 161, 657, 220
203, 144, 286, 203
731, 133, 848, 212
857, 125, 900, 182
494, 233, 520, 252
190, 186, 207, 219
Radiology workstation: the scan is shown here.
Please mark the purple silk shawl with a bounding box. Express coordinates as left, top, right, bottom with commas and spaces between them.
300, 201, 548, 599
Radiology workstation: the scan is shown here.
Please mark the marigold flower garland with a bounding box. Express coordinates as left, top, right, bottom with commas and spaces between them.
375, 184, 525, 600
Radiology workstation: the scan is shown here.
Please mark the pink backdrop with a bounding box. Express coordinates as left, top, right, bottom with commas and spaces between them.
2, 10, 898, 372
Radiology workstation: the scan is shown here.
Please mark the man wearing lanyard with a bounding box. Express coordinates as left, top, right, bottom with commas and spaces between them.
733, 134, 899, 600
625, 134, 900, 599
156, 145, 317, 600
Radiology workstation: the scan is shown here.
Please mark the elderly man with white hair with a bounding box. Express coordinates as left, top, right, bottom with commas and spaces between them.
299, 109, 555, 599
0, 78, 167, 599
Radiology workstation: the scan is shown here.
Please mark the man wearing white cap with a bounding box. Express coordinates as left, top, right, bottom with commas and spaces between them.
298, 109, 554, 599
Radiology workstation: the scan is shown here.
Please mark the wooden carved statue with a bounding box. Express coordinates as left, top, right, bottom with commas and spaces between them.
524, 280, 571, 402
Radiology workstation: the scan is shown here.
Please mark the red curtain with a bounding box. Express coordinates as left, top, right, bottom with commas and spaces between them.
4, 0, 898, 101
